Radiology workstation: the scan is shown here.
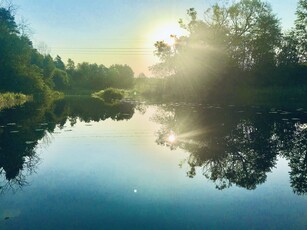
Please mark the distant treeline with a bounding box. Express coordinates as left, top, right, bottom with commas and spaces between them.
1, 1, 306, 104
0, 4, 134, 100
150, 0, 307, 103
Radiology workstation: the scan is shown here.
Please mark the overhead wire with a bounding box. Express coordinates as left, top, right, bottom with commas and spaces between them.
49, 47, 155, 56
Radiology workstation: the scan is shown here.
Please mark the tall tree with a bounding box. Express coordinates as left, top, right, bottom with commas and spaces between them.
295, 0, 307, 63
0, 6, 18, 34
277, 31, 299, 66
0, 5, 52, 97
152, 0, 282, 101
54, 55, 65, 70
109, 64, 134, 89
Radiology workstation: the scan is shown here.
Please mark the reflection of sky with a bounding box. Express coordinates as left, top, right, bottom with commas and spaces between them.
0, 107, 306, 229
12, 0, 297, 76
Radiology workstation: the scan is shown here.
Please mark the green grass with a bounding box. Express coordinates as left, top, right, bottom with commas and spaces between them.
0, 93, 32, 110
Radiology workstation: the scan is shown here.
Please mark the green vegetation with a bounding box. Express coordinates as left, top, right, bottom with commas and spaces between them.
0, 4, 135, 105
1, 1, 306, 106
68, 62, 134, 92
0, 93, 32, 110
149, 0, 307, 104
92, 88, 124, 103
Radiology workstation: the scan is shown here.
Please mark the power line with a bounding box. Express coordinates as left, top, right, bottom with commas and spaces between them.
49, 47, 156, 56
50, 47, 154, 50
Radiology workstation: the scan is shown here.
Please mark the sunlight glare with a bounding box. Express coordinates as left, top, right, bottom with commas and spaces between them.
168, 133, 176, 143
149, 22, 188, 46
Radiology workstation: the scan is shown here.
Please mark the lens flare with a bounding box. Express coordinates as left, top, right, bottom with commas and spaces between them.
149, 22, 188, 47
168, 133, 176, 143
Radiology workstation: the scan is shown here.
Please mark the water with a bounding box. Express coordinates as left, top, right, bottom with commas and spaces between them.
0, 97, 306, 229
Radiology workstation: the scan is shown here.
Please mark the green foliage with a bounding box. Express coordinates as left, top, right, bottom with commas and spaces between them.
0, 5, 136, 98
93, 88, 124, 103
109, 64, 134, 89
54, 55, 65, 70
294, 0, 307, 63
52, 68, 70, 90
0, 7, 18, 34
0, 93, 32, 110
71, 62, 109, 90
66, 58, 75, 74
68, 62, 134, 92
150, 0, 307, 103
0, 5, 54, 98
277, 31, 300, 66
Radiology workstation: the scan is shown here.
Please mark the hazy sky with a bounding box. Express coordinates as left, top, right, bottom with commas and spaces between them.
12, 0, 298, 76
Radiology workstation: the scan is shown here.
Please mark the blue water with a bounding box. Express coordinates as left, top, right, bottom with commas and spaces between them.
0, 98, 306, 229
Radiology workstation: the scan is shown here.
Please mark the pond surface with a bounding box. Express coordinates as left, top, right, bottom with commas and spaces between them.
0, 97, 306, 229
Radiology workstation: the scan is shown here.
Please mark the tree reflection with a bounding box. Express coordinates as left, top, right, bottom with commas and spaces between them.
153, 104, 307, 194
281, 123, 307, 195
0, 97, 136, 194
0, 101, 52, 194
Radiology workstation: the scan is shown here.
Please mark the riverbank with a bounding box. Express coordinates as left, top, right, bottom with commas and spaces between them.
232, 86, 307, 107
134, 78, 307, 107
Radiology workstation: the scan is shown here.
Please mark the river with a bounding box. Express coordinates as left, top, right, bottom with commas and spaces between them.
0, 97, 306, 229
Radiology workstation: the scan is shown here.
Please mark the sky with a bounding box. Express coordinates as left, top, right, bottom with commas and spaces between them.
11, 0, 298, 76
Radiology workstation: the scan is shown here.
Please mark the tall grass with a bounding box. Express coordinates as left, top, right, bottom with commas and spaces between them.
0, 93, 32, 110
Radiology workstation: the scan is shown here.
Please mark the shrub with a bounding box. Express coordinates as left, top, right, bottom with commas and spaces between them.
94, 88, 124, 103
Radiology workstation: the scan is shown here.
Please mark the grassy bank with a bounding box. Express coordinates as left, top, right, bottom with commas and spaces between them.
0, 93, 32, 110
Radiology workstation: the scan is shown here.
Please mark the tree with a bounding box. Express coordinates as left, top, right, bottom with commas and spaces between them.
54, 55, 65, 70
277, 31, 299, 66
202, 0, 281, 70
0, 6, 18, 34
151, 0, 284, 101
70, 62, 110, 90
42, 55, 56, 87
52, 68, 70, 90
250, 12, 281, 69
109, 64, 134, 89
295, 0, 307, 63
66, 58, 75, 73
0, 5, 52, 97
137, 73, 147, 79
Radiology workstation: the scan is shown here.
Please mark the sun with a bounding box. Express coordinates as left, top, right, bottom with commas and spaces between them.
167, 133, 176, 143
149, 22, 188, 46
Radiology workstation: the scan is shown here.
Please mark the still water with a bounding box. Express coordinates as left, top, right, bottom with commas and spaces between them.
0, 97, 306, 229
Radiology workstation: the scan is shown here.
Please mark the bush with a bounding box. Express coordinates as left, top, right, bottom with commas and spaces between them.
93, 88, 124, 103
0, 93, 32, 110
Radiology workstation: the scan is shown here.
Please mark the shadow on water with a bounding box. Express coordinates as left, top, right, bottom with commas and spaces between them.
153, 103, 307, 195
0, 96, 135, 194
